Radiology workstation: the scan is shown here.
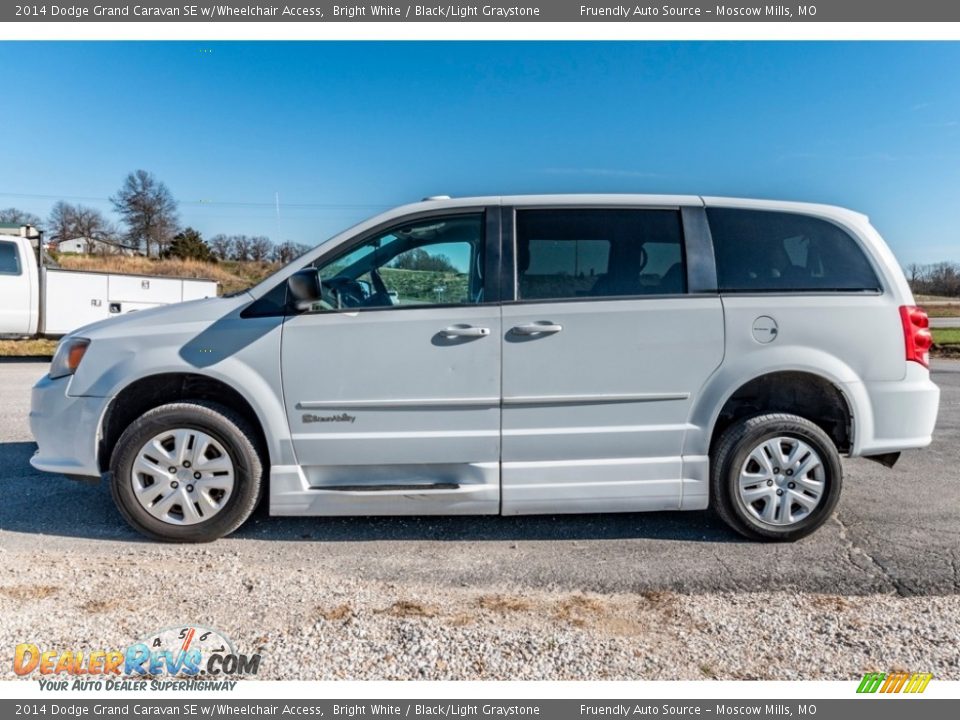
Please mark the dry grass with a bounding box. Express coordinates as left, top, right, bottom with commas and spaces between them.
0, 585, 59, 601
317, 603, 354, 621
446, 613, 476, 627
916, 294, 960, 305
378, 600, 438, 618
80, 598, 127, 614
925, 305, 960, 318
639, 589, 675, 604
478, 594, 534, 613
0, 339, 57, 357
553, 594, 606, 627
810, 595, 853, 612
55, 255, 278, 296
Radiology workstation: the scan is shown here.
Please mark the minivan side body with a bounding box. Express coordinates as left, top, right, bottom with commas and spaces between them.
29, 195, 940, 541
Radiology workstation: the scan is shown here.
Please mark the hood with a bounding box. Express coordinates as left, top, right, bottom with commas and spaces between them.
65, 293, 253, 341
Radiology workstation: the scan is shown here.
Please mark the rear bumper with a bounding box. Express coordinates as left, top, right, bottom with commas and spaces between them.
852, 363, 940, 456
29, 374, 108, 478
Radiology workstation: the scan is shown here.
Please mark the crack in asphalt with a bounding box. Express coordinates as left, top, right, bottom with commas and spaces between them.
711, 548, 738, 586
833, 513, 911, 597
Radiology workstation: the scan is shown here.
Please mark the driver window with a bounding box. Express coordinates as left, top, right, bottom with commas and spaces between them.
312, 214, 485, 311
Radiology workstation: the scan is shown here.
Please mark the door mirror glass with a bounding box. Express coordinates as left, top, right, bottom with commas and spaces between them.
287, 269, 324, 311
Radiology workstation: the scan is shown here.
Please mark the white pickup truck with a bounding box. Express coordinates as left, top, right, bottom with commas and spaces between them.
0, 229, 218, 337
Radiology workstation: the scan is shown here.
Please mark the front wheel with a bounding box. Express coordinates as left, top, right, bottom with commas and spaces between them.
109, 401, 264, 542
710, 413, 843, 542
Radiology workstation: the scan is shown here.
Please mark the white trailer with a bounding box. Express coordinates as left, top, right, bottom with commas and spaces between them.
0, 231, 218, 337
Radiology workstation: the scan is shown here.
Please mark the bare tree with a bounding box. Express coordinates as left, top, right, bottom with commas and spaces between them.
110, 170, 179, 257
74, 207, 117, 246
271, 241, 311, 264
906, 263, 922, 286
47, 202, 116, 251
209, 234, 234, 261
928, 262, 960, 296
231, 235, 251, 261
905, 261, 960, 297
47, 201, 75, 243
249, 236, 273, 262
0, 207, 42, 229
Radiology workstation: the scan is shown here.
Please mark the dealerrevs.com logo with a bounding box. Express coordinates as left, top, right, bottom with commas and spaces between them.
14, 626, 261, 691
857, 672, 933, 694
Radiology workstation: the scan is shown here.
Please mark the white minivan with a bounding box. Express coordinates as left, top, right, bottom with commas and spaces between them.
29, 195, 940, 542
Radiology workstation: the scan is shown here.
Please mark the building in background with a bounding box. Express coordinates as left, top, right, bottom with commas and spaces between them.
53, 236, 139, 256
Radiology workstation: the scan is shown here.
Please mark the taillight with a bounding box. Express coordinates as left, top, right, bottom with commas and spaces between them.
900, 305, 932, 368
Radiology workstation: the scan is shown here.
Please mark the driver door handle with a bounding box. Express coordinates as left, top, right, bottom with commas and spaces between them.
441, 325, 491, 338
510, 322, 563, 336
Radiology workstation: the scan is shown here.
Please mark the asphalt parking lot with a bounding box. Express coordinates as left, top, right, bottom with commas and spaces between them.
1, 359, 958, 680
1, 359, 958, 596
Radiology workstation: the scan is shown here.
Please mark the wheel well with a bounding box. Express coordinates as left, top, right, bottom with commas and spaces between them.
98, 373, 268, 473
710, 372, 852, 454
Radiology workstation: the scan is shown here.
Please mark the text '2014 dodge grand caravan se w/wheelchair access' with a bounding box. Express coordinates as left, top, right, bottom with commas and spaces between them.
30, 195, 940, 542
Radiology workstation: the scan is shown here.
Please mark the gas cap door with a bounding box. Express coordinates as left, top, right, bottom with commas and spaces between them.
752, 315, 779, 344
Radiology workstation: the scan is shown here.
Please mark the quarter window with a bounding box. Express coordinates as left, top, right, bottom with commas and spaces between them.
516, 209, 686, 301
707, 208, 881, 293
0, 241, 21, 275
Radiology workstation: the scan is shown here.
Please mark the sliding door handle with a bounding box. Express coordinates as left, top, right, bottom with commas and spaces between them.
511, 322, 563, 336
441, 325, 490, 338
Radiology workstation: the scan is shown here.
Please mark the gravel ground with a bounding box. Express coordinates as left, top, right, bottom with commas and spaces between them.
2, 545, 960, 681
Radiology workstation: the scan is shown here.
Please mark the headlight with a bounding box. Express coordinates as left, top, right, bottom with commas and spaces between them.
49, 337, 91, 380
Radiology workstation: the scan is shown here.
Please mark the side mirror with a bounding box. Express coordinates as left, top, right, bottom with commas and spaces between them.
287, 269, 323, 311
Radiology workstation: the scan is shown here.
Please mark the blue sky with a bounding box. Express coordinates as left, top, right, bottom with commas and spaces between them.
1, 41, 958, 264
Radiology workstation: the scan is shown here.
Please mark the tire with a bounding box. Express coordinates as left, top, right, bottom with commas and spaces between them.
109, 401, 264, 542
710, 413, 842, 542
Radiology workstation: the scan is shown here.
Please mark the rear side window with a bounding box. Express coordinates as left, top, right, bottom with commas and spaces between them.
0, 241, 22, 275
707, 208, 880, 293
516, 209, 686, 301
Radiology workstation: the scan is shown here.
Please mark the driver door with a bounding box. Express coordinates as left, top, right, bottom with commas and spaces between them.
278, 211, 501, 515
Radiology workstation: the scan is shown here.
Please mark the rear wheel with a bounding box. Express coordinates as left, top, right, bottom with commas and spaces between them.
711, 413, 842, 541
110, 401, 263, 542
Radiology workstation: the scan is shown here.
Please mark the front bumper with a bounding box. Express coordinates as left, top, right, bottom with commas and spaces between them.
29, 374, 109, 478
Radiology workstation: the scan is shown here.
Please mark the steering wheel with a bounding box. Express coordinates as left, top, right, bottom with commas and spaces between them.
324, 276, 367, 308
